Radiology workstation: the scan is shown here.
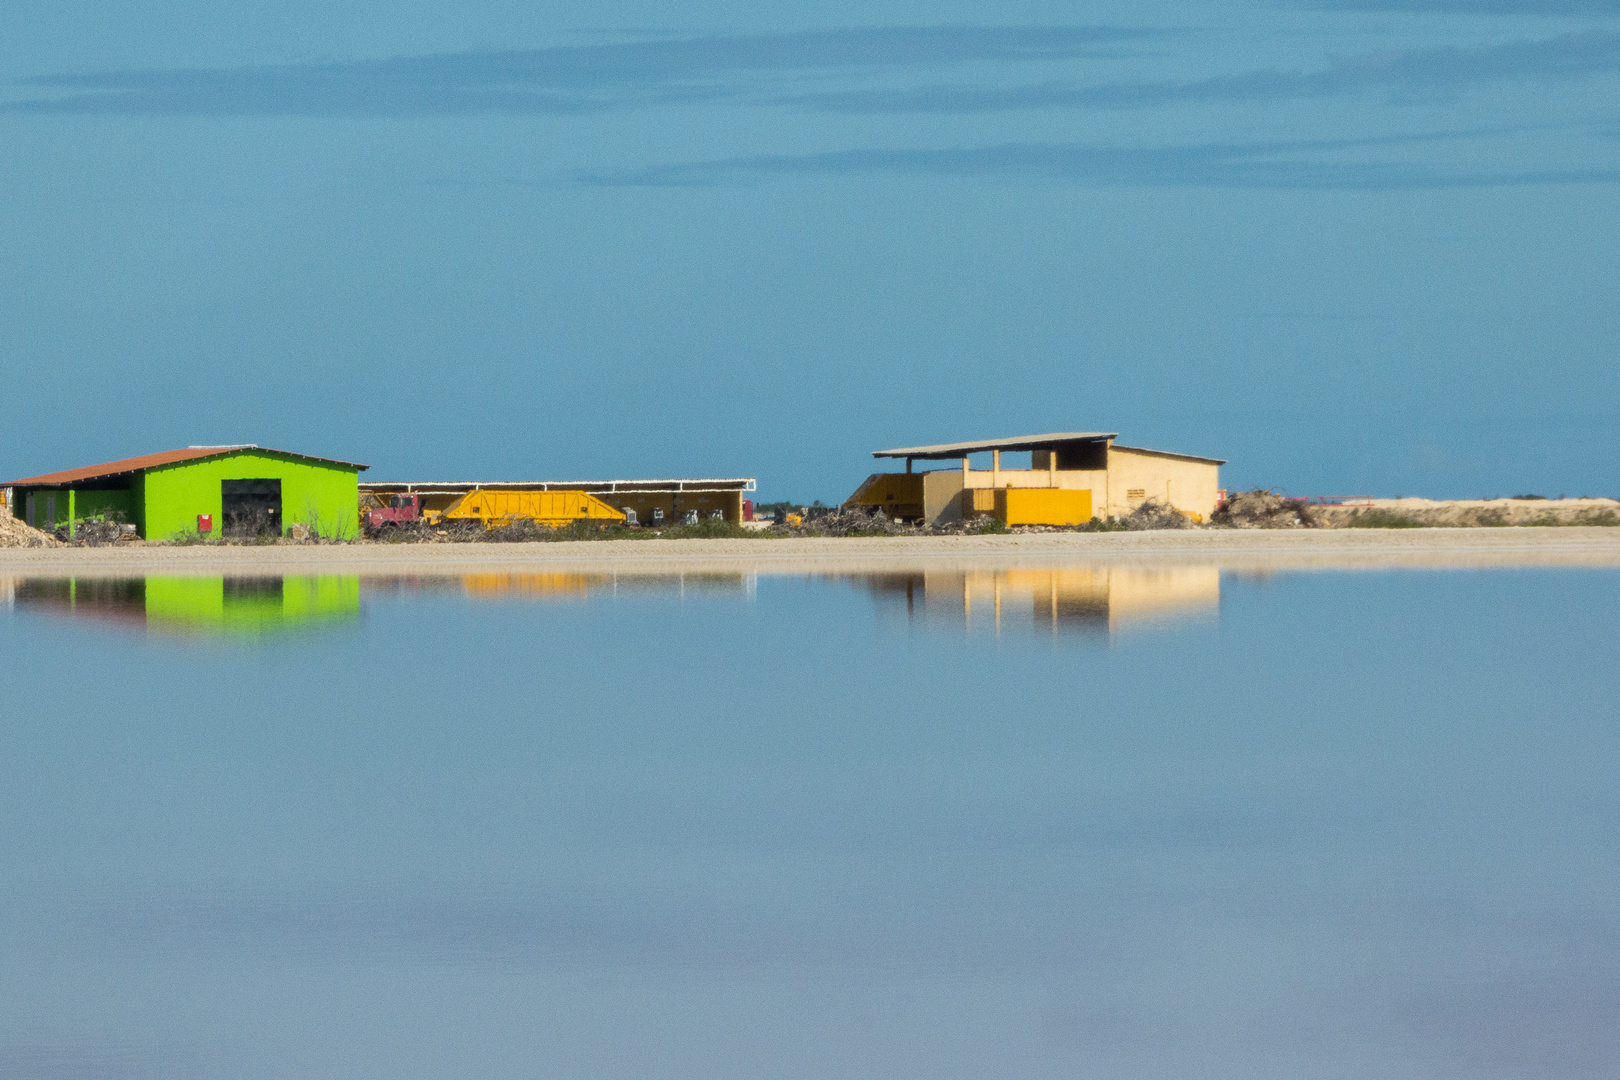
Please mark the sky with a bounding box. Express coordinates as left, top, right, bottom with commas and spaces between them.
1, 1, 1616, 501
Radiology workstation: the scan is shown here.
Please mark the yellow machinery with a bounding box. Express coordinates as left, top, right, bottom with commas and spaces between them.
844, 473, 925, 519
433, 489, 627, 529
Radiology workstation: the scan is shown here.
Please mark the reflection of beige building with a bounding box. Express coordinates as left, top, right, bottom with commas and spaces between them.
862, 566, 1220, 634
846, 432, 1224, 525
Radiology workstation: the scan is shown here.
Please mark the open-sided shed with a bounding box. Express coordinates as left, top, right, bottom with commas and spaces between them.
846, 432, 1225, 525
2, 445, 368, 540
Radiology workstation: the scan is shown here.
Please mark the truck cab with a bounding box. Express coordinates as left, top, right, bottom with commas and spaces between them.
363, 493, 423, 531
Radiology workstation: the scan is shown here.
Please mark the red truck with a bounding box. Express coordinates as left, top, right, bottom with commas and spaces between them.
362, 493, 425, 532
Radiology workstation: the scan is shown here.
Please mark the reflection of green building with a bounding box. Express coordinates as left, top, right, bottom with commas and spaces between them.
2, 445, 367, 540
12, 575, 360, 638
145, 576, 360, 636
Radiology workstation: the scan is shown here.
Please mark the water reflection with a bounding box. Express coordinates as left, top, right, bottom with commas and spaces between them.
3, 575, 361, 638
860, 566, 1220, 634
5, 565, 1219, 639
386, 567, 1218, 634
457, 571, 753, 600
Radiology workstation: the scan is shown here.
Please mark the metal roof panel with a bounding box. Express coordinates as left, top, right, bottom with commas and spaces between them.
873, 433, 1117, 459
4, 445, 369, 487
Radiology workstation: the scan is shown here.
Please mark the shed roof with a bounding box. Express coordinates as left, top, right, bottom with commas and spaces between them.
4, 445, 369, 487
873, 433, 1117, 460
360, 478, 756, 495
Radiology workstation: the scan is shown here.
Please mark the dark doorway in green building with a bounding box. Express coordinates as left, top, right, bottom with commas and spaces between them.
222, 479, 282, 537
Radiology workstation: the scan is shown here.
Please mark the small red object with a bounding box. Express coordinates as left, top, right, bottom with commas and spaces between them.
743, 499, 755, 522
198, 514, 213, 532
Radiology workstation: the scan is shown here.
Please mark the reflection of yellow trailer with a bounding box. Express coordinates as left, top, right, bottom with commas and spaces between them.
432, 489, 626, 529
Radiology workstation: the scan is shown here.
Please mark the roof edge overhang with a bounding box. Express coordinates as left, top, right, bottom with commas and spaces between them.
1109, 443, 1227, 466
874, 433, 1118, 460
360, 478, 757, 493
3, 444, 370, 488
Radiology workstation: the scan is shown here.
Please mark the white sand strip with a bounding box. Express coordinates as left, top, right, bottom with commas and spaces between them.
2, 527, 1619, 578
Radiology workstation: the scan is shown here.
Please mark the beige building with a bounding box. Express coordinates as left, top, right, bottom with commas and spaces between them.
845, 432, 1224, 525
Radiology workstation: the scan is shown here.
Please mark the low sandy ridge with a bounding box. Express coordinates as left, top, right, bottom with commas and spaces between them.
1313, 497, 1619, 527
3, 526, 1618, 578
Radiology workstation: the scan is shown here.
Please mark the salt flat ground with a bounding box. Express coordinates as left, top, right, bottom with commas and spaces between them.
2, 526, 1618, 577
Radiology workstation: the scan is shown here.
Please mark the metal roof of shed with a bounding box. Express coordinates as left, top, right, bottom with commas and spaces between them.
360, 478, 756, 494
4, 445, 369, 487
874, 433, 1118, 460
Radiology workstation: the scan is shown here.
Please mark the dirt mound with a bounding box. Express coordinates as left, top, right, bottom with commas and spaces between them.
1124, 498, 1192, 531
0, 506, 62, 547
1211, 489, 1321, 529
1314, 497, 1620, 529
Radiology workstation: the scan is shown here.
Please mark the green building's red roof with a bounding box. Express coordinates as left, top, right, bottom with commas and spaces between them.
4, 445, 369, 487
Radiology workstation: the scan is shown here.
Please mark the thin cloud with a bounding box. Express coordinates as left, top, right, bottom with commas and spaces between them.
803, 30, 1620, 113
570, 137, 1620, 190
0, 26, 1162, 117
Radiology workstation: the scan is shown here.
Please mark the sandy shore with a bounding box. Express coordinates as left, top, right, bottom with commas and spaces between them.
3, 527, 1618, 577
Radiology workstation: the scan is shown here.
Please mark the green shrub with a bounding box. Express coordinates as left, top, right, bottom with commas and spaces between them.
1346, 510, 1429, 529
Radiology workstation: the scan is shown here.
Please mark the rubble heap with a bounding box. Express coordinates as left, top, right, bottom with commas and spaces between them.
1124, 499, 1192, 531
0, 506, 62, 547
1210, 489, 1321, 529
794, 505, 911, 537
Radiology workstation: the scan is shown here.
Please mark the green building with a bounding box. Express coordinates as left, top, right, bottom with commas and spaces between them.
3, 445, 368, 540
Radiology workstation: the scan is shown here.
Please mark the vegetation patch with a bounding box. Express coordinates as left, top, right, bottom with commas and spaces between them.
1345, 510, 1431, 529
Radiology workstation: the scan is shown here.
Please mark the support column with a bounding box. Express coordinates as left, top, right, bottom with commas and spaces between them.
991, 449, 1000, 488
67, 489, 76, 541
906, 458, 912, 474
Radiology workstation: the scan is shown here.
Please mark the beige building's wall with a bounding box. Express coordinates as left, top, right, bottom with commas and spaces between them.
1105, 447, 1221, 520
921, 471, 966, 525
960, 468, 1106, 491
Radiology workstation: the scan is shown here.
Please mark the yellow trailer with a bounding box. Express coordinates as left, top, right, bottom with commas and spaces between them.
434, 489, 627, 529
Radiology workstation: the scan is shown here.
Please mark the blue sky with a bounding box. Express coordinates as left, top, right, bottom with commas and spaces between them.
2, 1, 1615, 499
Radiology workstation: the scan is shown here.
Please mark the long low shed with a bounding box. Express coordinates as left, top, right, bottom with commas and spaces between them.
847, 432, 1225, 525
360, 478, 757, 526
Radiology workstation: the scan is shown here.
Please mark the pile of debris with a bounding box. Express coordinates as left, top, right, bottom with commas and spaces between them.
0, 506, 61, 548
1124, 499, 1192, 531
791, 505, 912, 537
1210, 489, 1322, 529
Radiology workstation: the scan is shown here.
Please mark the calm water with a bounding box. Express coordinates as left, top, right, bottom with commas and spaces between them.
1, 564, 1616, 1079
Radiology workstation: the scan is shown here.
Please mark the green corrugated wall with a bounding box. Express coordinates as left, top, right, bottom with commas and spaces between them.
141, 450, 361, 540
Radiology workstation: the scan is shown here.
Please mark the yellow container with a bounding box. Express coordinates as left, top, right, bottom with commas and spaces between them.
441, 489, 627, 528
845, 473, 926, 520
993, 488, 1092, 526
